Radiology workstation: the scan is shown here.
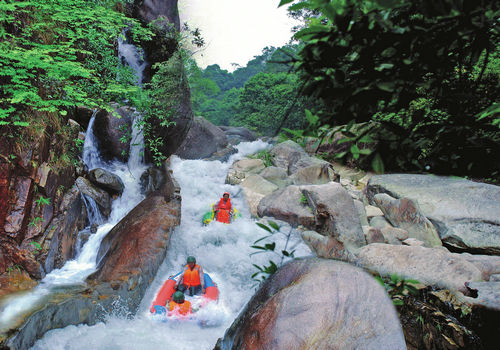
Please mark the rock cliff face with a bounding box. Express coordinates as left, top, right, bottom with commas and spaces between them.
0, 119, 82, 287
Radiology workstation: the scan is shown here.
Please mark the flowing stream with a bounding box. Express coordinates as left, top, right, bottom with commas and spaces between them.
30, 141, 312, 350
0, 113, 147, 331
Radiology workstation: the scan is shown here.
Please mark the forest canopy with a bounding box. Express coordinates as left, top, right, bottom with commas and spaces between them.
189, 0, 500, 182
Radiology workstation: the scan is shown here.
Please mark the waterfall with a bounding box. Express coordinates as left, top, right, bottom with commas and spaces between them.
118, 30, 147, 86
81, 194, 104, 226
82, 109, 103, 170
31, 141, 313, 350
0, 107, 148, 332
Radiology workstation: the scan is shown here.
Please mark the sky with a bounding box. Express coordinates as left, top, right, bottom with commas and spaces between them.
178, 0, 299, 72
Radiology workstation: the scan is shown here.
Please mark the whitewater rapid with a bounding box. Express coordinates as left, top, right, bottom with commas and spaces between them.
31, 141, 312, 350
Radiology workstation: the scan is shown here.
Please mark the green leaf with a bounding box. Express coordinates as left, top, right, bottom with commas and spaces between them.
268, 221, 280, 231
278, 0, 295, 7
377, 82, 396, 92
350, 144, 360, 159
264, 243, 276, 251
256, 223, 273, 233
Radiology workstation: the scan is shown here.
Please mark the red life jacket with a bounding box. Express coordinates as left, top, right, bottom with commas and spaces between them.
217, 198, 232, 210
183, 264, 201, 287
168, 300, 192, 316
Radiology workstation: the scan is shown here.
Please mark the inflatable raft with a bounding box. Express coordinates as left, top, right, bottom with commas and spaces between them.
202, 204, 241, 225
150, 271, 219, 315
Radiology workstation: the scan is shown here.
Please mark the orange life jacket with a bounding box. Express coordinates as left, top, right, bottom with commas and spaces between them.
217, 198, 232, 210
183, 264, 201, 287
216, 209, 231, 223
168, 300, 192, 316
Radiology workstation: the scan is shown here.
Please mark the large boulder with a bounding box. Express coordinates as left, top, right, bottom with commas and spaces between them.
89, 171, 181, 283
268, 140, 308, 173
257, 186, 315, 228
259, 166, 289, 188
355, 244, 484, 294
75, 177, 111, 218
93, 106, 135, 163
215, 258, 406, 350
134, 0, 180, 28
240, 174, 279, 216
218, 126, 256, 142
240, 174, 278, 197
289, 162, 337, 185
175, 117, 228, 159
302, 182, 366, 253
373, 193, 442, 248
88, 168, 125, 196
366, 174, 500, 254
225, 158, 265, 185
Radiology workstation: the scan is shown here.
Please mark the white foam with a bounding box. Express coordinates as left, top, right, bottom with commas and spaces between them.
31, 141, 312, 349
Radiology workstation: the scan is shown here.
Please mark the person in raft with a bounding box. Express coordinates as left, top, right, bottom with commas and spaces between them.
175, 256, 205, 296
168, 291, 192, 316
214, 192, 234, 223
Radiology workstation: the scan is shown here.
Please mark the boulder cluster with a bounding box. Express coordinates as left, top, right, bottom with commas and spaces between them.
219, 139, 500, 349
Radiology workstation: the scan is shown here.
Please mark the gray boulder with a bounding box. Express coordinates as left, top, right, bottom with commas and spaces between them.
373, 193, 442, 247
75, 177, 111, 217
268, 140, 306, 173
366, 174, 500, 254
225, 158, 265, 185
259, 166, 289, 188
289, 163, 337, 185
356, 243, 484, 294
302, 182, 366, 253
215, 258, 406, 350
257, 186, 315, 228
88, 168, 124, 195
175, 117, 228, 159
218, 125, 256, 142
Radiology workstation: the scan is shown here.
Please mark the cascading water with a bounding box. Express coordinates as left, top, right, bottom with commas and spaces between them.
0, 114, 147, 331
118, 30, 147, 86
31, 141, 313, 350
81, 194, 104, 226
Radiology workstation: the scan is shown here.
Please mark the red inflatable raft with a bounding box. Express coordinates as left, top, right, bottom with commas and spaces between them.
150, 271, 219, 314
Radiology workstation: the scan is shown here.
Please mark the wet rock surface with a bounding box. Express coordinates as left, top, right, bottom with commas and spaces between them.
356, 244, 484, 294
175, 117, 228, 159
1, 170, 182, 350
75, 177, 111, 218
93, 107, 135, 163
88, 168, 125, 195
215, 258, 406, 350
366, 174, 500, 254
373, 193, 442, 247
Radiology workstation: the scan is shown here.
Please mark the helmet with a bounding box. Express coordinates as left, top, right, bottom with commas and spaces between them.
187, 256, 196, 263
173, 291, 185, 303
223, 192, 230, 197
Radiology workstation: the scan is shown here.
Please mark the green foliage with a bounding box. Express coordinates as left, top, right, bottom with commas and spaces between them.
187, 45, 308, 130
280, 0, 500, 181
375, 274, 420, 306
0, 0, 150, 122
248, 150, 273, 167
29, 241, 42, 253
251, 221, 295, 284
140, 51, 187, 166
28, 216, 43, 227
35, 195, 50, 207
234, 72, 311, 135
7, 264, 23, 275
299, 194, 308, 205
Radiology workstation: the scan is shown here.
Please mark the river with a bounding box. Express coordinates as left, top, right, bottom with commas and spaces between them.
30, 140, 312, 350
